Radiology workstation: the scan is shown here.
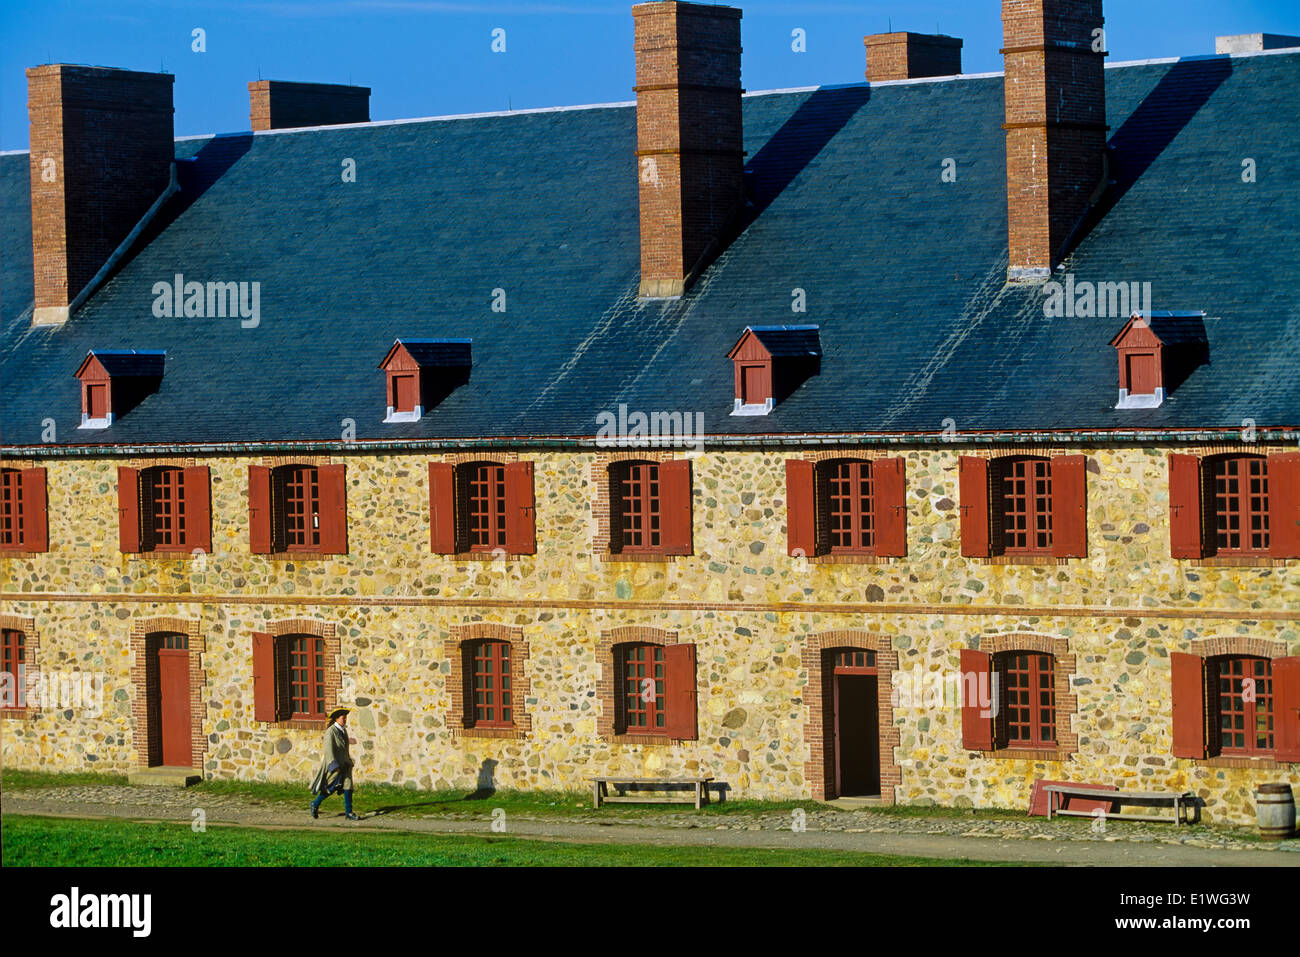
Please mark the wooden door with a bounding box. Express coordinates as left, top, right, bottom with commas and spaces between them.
1126, 353, 1159, 396
157, 635, 191, 767
393, 374, 418, 412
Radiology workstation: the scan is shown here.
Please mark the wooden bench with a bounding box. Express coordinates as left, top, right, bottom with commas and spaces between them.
1044, 784, 1196, 825
589, 776, 716, 810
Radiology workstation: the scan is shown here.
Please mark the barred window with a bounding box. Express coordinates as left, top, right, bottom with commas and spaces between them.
996, 651, 1056, 748
1211, 456, 1269, 555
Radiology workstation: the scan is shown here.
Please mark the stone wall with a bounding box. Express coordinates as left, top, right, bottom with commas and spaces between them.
2, 445, 1296, 824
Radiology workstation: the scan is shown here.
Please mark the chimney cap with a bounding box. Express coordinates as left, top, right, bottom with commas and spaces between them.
1214, 33, 1300, 54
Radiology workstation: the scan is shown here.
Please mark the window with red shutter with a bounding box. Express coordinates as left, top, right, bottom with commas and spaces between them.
610, 460, 688, 556
1, 629, 26, 711
0, 468, 45, 551
1208, 455, 1270, 556
142, 466, 187, 551
1273, 657, 1300, 762
960, 648, 994, 750
959, 457, 990, 557
467, 640, 513, 728
275, 465, 321, 551
428, 462, 457, 554
1269, 453, 1300, 559
620, 643, 666, 733
995, 651, 1056, 748
248, 466, 272, 554
785, 459, 817, 557
998, 456, 1054, 555
117, 466, 141, 553
252, 631, 276, 722
1170, 652, 1208, 759
503, 460, 536, 555
1168, 454, 1205, 559
461, 461, 508, 552
284, 634, 327, 719
1214, 656, 1275, 757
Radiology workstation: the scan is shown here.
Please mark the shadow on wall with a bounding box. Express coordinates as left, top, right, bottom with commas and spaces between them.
466, 758, 498, 800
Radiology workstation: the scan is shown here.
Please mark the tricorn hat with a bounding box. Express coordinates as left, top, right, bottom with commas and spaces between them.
328, 708, 350, 722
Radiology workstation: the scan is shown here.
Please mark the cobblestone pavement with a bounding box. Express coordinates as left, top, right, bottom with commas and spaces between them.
5, 785, 1298, 866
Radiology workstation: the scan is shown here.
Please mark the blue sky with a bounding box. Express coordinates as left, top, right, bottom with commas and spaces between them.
1, 0, 1297, 150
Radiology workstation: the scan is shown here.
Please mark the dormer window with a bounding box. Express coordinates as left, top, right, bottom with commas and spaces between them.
1109, 312, 1207, 409
727, 325, 820, 416
378, 338, 472, 423
74, 350, 165, 429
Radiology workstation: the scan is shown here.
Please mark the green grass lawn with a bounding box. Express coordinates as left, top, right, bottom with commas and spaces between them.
2, 815, 1015, 867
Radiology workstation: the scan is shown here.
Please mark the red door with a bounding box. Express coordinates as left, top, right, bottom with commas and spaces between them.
393, 374, 417, 412
1126, 353, 1159, 396
157, 635, 191, 767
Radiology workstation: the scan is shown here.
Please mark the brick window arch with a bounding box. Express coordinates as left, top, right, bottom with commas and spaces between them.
597, 627, 697, 742
447, 624, 532, 739
801, 631, 900, 802
1171, 636, 1298, 767
252, 619, 341, 729
0, 614, 40, 718
592, 453, 693, 560
128, 616, 206, 770
959, 633, 1078, 761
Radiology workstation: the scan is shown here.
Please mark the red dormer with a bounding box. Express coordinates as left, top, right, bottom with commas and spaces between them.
726, 325, 821, 415
1109, 312, 1208, 409
73, 350, 165, 429
378, 338, 472, 423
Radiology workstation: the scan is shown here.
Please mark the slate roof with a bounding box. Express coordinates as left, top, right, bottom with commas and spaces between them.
75, 349, 166, 379
385, 339, 473, 369
744, 326, 822, 358
2, 50, 1299, 449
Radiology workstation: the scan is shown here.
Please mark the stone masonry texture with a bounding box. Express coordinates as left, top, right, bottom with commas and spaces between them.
2, 445, 1296, 826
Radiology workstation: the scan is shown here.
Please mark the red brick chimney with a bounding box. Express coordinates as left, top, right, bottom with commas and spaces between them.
633, 1, 744, 299
27, 65, 174, 326
1002, 0, 1108, 281
864, 33, 963, 81
248, 81, 370, 131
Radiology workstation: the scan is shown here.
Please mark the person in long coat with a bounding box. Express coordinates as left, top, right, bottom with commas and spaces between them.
311, 708, 359, 820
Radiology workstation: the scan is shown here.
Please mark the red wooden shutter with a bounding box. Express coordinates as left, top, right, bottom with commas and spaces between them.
959, 456, 990, 557
183, 466, 211, 554
248, 466, 272, 554
1272, 656, 1300, 763
1051, 454, 1088, 558
317, 464, 348, 554
874, 456, 907, 557
663, 643, 698, 740
428, 462, 457, 554
1170, 652, 1208, 759
1168, 454, 1205, 559
504, 460, 536, 554
117, 466, 140, 553
1268, 452, 1300, 559
20, 467, 48, 552
785, 459, 816, 557
659, 459, 693, 555
960, 649, 993, 750
252, 631, 277, 723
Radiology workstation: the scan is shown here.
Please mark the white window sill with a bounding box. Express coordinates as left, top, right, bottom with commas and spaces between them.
383, 407, 423, 423
1115, 388, 1164, 409
730, 399, 773, 417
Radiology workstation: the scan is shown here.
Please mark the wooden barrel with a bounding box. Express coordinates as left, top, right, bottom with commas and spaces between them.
1255, 783, 1296, 840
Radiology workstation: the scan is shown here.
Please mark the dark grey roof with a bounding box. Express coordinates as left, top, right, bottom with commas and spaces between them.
78, 349, 166, 379
1145, 314, 1209, 347
746, 325, 822, 358
391, 338, 472, 368
2, 50, 1299, 449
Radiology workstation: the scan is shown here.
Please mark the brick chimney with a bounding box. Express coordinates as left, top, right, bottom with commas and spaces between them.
633, 1, 744, 299
1002, 0, 1109, 281
248, 81, 370, 131
27, 65, 175, 326
864, 32, 963, 81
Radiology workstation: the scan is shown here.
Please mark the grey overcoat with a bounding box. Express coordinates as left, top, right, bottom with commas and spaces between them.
310, 722, 355, 794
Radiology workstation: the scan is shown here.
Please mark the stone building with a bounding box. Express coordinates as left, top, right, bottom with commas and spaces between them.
2, 1, 1297, 825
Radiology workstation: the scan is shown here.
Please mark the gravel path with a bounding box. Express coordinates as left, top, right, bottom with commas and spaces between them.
5, 786, 1298, 867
